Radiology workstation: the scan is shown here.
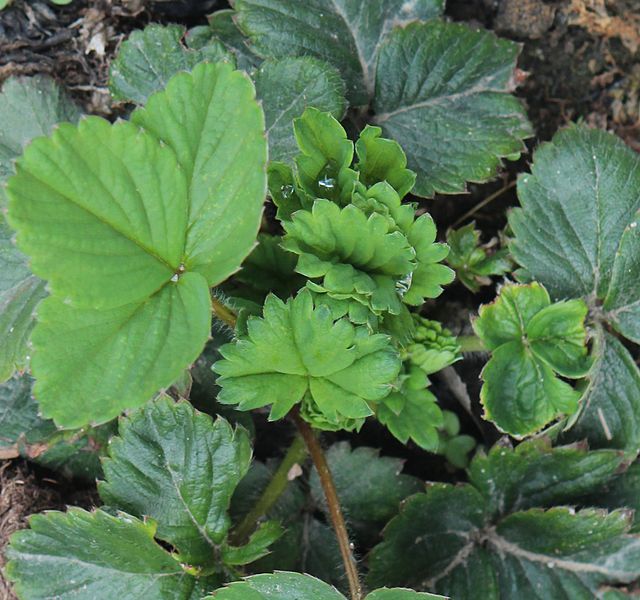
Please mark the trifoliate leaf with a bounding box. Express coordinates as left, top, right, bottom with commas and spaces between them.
0, 76, 81, 381
282, 199, 416, 315
562, 331, 640, 452
446, 223, 511, 292
473, 283, 591, 436
368, 441, 640, 598
373, 21, 532, 197
208, 572, 445, 600
5, 509, 218, 599
510, 126, 640, 303
255, 57, 347, 164
214, 290, 401, 427
109, 24, 232, 104
98, 397, 252, 566
232, 0, 444, 105
309, 442, 422, 544
355, 125, 416, 199
7, 63, 267, 427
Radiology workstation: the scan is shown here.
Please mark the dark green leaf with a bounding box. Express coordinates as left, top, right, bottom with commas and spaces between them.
5, 509, 217, 599
369, 441, 640, 599
109, 24, 232, 104
562, 331, 640, 452
255, 57, 347, 164
509, 126, 640, 302
309, 442, 422, 543
0, 76, 81, 381
373, 21, 531, 197
233, 0, 444, 105
99, 397, 252, 566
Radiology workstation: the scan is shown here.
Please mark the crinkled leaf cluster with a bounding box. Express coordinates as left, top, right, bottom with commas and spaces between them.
473, 282, 591, 437
214, 289, 401, 430
276, 109, 454, 321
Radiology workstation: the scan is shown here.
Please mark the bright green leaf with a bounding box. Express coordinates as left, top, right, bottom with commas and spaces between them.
131, 62, 267, 286
373, 21, 532, 197
282, 200, 415, 315
8, 117, 190, 309
31, 274, 211, 428
99, 397, 252, 566
355, 125, 416, 199
473, 283, 590, 436
6, 63, 267, 427
255, 57, 347, 164
210, 572, 345, 599
5, 508, 218, 599
214, 290, 401, 427
233, 0, 444, 105
377, 371, 443, 451
109, 24, 232, 104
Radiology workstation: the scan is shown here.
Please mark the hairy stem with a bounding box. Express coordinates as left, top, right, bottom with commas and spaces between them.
292, 408, 363, 600
211, 295, 238, 329
231, 434, 308, 544
457, 334, 487, 353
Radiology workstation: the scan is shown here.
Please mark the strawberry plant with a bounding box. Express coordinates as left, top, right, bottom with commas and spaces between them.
1, 2, 640, 600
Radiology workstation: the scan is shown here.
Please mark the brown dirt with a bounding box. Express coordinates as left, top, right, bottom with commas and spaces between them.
0, 461, 98, 600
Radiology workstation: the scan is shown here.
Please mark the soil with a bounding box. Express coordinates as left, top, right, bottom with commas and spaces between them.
0, 0, 638, 597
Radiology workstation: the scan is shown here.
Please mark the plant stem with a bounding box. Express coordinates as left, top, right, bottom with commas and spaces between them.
292, 409, 363, 600
457, 334, 487, 353
451, 179, 516, 228
231, 434, 308, 544
211, 295, 237, 329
